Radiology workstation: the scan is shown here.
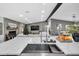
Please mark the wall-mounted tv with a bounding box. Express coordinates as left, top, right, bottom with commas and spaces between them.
31, 25, 39, 31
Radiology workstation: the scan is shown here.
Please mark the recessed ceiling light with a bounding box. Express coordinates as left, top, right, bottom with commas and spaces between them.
41, 15, 44, 17
41, 10, 45, 13
19, 14, 23, 17
41, 18, 43, 20
25, 17, 28, 20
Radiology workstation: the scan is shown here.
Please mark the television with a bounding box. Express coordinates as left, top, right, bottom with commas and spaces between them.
31, 25, 39, 31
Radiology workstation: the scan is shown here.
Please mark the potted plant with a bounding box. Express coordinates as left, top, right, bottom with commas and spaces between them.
23, 24, 29, 35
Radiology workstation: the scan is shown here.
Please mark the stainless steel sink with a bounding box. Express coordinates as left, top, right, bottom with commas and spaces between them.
22, 44, 63, 54
22, 44, 50, 53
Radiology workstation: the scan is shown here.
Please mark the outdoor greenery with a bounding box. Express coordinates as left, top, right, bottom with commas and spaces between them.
67, 23, 79, 33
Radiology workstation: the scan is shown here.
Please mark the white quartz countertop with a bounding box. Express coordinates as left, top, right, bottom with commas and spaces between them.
57, 42, 79, 55
53, 36, 79, 55
0, 35, 79, 55
0, 34, 46, 55
0, 37, 29, 55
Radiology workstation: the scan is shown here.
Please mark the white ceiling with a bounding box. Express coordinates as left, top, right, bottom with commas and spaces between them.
0, 3, 57, 24
52, 3, 79, 22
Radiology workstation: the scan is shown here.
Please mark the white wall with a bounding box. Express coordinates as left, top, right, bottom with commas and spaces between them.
18, 23, 25, 34
0, 17, 4, 42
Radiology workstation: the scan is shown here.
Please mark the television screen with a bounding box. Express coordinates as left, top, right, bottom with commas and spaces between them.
31, 26, 39, 31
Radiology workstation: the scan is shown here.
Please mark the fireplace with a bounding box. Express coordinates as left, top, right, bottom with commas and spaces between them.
5, 31, 16, 41
9, 31, 16, 38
